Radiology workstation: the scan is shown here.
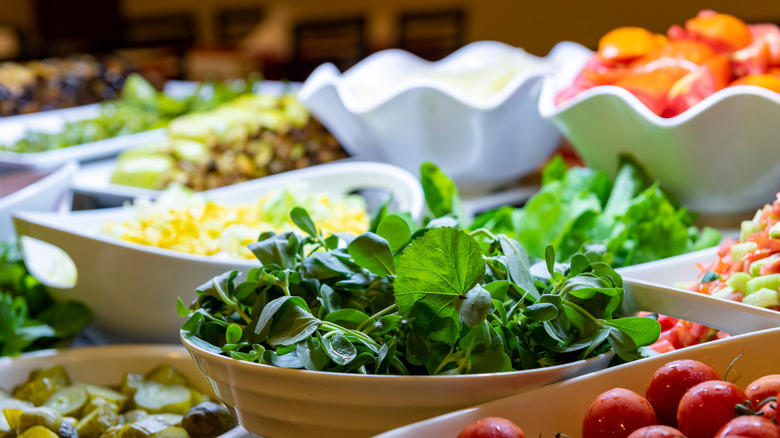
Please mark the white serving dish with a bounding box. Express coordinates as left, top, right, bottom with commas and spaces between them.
12, 162, 425, 343
0, 161, 78, 239
376, 326, 780, 438
179, 275, 780, 438
616, 246, 718, 286
539, 43, 780, 214
298, 41, 583, 194
0, 344, 249, 438
0, 105, 168, 169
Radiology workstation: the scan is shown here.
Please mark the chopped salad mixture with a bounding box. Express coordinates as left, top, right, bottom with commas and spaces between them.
648, 193, 780, 353
103, 185, 369, 259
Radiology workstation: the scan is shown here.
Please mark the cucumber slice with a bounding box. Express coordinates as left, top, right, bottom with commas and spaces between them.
75, 405, 118, 438
133, 383, 191, 415
750, 254, 780, 277
741, 220, 761, 241
712, 286, 735, 299
731, 242, 758, 263
727, 272, 753, 293
771, 222, 780, 239
746, 274, 780, 295
44, 386, 87, 417
743, 287, 780, 308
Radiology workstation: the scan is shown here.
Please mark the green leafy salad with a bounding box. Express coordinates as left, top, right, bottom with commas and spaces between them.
1, 74, 259, 154
180, 164, 662, 375
0, 242, 91, 356
471, 155, 722, 267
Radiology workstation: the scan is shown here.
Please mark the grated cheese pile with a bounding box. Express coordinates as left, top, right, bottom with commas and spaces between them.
103, 185, 370, 259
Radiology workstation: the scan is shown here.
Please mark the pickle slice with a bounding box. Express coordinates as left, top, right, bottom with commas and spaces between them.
43, 386, 88, 417
151, 426, 188, 438
120, 373, 145, 398
17, 425, 59, 438
18, 407, 63, 434
143, 366, 188, 387
119, 418, 170, 438
120, 410, 149, 424
147, 414, 182, 427
133, 383, 191, 415
181, 402, 237, 438
84, 385, 127, 412
75, 405, 118, 438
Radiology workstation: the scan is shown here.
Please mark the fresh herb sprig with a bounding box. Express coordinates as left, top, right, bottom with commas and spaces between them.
180, 181, 660, 374
0, 241, 91, 356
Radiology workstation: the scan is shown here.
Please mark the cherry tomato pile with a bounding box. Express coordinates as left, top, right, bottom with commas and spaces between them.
583, 359, 780, 438
557, 10, 780, 117
456, 359, 780, 438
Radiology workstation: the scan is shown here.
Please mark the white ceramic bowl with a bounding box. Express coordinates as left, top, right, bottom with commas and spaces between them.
181, 331, 613, 438
178, 272, 780, 438
539, 43, 780, 214
12, 161, 425, 343
298, 41, 585, 194
376, 326, 780, 437
0, 344, 250, 438
0, 161, 77, 240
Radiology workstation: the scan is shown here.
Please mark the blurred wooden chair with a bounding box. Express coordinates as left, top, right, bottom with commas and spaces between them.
398, 9, 466, 60
287, 16, 367, 81
119, 14, 197, 79
215, 7, 264, 46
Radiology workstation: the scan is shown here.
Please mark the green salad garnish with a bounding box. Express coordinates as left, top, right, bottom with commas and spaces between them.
471, 155, 721, 267
0, 242, 91, 356
180, 164, 661, 375
1, 74, 260, 154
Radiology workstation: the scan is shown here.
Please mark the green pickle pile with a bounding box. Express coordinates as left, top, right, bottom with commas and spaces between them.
0, 364, 237, 438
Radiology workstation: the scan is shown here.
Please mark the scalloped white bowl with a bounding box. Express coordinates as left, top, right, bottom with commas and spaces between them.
12, 162, 425, 343
540, 42, 780, 214
299, 41, 585, 193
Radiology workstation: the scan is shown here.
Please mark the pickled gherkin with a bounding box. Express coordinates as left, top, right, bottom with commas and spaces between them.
5, 363, 236, 438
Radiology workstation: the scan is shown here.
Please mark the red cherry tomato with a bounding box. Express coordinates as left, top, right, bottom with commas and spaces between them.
745, 375, 780, 407
713, 415, 780, 438
758, 399, 777, 422
457, 417, 527, 438
645, 359, 721, 426
583, 388, 657, 438
677, 380, 749, 438
626, 425, 685, 437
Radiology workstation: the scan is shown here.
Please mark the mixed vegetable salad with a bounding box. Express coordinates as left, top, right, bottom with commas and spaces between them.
1, 74, 257, 154
651, 193, 780, 352
558, 10, 780, 117
109, 92, 347, 192
180, 164, 663, 375
0, 242, 90, 357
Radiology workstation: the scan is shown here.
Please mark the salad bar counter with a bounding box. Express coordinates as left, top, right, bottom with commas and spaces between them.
2, 8, 780, 438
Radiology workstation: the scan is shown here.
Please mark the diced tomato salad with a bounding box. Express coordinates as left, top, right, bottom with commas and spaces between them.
643, 193, 780, 353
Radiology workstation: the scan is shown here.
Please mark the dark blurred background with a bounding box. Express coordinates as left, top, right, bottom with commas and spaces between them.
0, 0, 777, 82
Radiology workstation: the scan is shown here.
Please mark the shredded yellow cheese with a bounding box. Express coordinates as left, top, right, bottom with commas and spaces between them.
104, 186, 370, 259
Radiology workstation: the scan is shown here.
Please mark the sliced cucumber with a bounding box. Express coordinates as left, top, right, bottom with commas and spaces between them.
43, 386, 87, 417
727, 272, 753, 294
120, 373, 145, 398
743, 287, 780, 308
84, 385, 127, 412
750, 254, 780, 277
746, 274, 780, 295
741, 220, 761, 242
118, 418, 170, 438
731, 241, 758, 263
133, 383, 191, 415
